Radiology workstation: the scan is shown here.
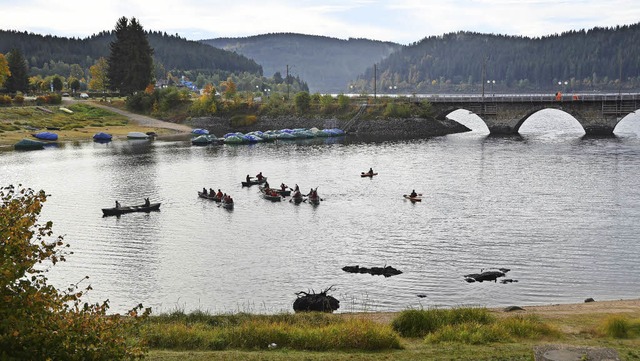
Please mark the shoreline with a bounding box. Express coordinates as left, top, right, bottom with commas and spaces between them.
340, 298, 640, 325
1, 102, 470, 148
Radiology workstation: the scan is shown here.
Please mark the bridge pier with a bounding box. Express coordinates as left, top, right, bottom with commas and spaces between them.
583, 124, 615, 136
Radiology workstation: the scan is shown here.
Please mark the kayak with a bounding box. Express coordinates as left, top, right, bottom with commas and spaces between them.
361, 172, 378, 177
403, 195, 422, 202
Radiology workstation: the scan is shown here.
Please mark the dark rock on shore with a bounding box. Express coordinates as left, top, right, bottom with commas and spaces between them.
187, 115, 470, 141
293, 287, 340, 313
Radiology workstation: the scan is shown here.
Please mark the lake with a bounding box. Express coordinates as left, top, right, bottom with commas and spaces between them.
1, 109, 640, 315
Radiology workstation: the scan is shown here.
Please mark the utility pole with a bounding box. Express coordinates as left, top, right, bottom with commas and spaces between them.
373, 63, 377, 102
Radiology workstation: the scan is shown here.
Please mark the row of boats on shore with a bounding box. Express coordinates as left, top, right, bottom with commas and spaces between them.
191, 127, 345, 146
14, 127, 344, 150
14, 131, 157, 150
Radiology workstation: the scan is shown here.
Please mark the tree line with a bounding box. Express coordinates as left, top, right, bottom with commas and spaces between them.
352, 23, 640, 94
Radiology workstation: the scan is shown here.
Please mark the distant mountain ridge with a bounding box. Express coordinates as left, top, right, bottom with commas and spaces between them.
201, 33, 402, 93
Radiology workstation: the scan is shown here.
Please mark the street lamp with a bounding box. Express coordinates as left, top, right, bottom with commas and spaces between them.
487, 80, 495, 98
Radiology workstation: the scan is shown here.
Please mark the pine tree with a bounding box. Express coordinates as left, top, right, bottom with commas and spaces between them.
107, 16, 154, 95
5, 49, 29, 93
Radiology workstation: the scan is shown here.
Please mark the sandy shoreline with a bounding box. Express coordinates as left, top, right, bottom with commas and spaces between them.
342, 298, 640, 325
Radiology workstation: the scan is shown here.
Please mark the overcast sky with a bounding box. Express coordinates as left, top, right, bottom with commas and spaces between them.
1, 0, 639, 44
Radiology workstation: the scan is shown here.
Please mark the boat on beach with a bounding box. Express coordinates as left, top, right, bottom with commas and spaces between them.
102, 202, 161, 216
127, 132, 150, 139
14, 138, 47, 150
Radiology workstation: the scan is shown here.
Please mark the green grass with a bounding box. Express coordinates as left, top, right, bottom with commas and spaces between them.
0, 104, 128, 130
142, 311, 402, 351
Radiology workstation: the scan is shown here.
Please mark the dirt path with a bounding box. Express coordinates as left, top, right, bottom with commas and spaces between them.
67, 99, 193, 133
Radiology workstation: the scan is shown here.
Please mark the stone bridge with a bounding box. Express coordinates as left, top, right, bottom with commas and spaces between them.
427, 93, 639, 135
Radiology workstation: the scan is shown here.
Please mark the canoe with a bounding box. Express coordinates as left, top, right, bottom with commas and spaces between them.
127, 132, 149, 139
93, 132, 113, 141
102, 202, 161, 216
259, 186, 290, 197
241, 177, 267, 187
33, 132, 58, 141
276, 189, 291, 197
14, 138, 46, 150
191, 135, 215, 146
198, 191, 221, 202
361, 172, 378, 177
403, 195, 422, 202
262, 192, 282, 202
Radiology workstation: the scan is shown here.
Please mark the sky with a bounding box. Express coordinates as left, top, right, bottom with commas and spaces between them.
1, 0, 639, 45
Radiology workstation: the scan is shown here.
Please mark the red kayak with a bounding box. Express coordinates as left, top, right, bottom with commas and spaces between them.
361, 172, 378, 177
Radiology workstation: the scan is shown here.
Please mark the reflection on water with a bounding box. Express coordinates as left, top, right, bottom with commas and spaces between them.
1, 109, 639, 314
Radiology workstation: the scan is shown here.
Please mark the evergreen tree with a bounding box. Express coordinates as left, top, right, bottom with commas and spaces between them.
107, 16, 154, 95
5, 48, 29, 93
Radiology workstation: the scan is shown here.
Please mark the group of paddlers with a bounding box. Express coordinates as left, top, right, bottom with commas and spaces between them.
201, 187, 233, 204
256, 176, 320, 203
291, 184, 319, 203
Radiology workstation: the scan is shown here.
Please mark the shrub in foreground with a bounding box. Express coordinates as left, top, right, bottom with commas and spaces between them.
0, 185, 149, 360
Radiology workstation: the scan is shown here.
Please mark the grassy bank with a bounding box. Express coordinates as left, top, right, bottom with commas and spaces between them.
0, 102, 180, 148
139, 302, 640, 360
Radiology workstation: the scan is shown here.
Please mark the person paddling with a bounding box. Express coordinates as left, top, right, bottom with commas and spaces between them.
410, 189, 417, 198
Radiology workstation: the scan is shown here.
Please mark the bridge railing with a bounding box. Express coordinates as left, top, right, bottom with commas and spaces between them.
415, 93, 640, 103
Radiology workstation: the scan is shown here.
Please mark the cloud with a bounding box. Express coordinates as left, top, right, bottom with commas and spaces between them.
0, 0, 638, 44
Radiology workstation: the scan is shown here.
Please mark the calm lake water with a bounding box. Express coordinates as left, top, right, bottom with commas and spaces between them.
2, 109, 640, 315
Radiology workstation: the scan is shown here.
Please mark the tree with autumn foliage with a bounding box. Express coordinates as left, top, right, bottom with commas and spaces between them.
0, 185, 149, 360
89, 57, 109, 92
0, 53, 10, 88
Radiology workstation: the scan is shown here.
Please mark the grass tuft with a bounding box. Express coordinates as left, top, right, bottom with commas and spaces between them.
600, 315, 640, 338
392, 307, 494, 338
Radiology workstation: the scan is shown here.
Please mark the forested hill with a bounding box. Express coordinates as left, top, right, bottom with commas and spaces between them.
353, 23, 640, 93
0, 30, 262, 77
202, 33, 401, 93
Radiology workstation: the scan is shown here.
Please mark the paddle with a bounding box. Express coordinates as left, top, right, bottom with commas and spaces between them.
403, 193, 423, 197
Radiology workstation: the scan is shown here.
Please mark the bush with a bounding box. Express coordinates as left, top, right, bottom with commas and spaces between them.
0, 185, 150, 360
0, 95, 12, 105
230, 114, 257, 127
294, 91, 311, 114
392, 307, 494, 338
600, 315, 640, 338
12, 94, 24, 105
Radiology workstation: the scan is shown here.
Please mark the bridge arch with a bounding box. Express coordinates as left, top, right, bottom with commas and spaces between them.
512, 106, 585, 134
435, 106, 490, 132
